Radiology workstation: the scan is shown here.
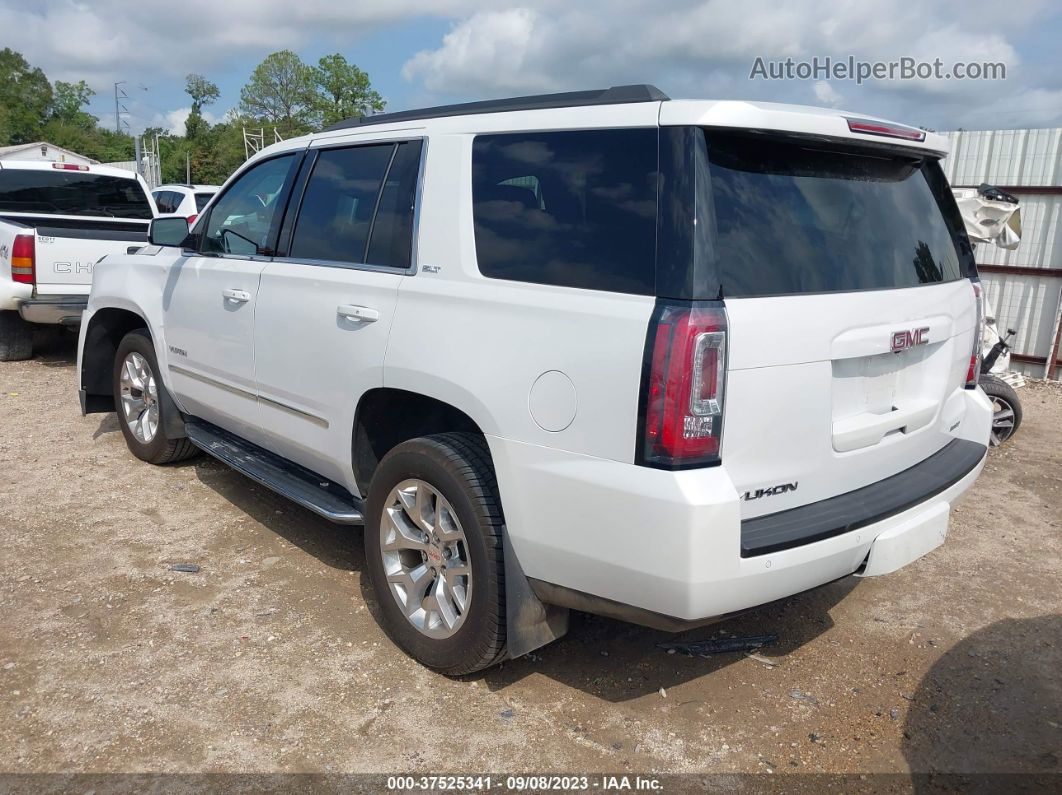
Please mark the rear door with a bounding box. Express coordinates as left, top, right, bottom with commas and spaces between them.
162, 152, 300, 442
0, 166, 153, 294
699, 132, 979, 517
252, 139, 422, 490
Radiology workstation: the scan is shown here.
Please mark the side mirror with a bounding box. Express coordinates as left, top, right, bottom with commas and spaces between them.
149, 216, 190, 247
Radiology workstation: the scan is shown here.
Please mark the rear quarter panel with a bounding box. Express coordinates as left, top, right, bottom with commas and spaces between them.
385, 132, 655, 462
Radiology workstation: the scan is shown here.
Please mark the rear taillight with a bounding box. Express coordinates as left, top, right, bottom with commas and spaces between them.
11, 234, 35, 284
638, 300, 728, 469
966, 280, 985, 388
187, 214, 198, 225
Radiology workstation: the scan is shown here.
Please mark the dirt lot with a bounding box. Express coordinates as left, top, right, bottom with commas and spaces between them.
1, 337, 1060, 782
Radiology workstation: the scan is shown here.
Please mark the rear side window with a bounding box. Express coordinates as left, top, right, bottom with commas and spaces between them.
704, 133, 963, 297
194, 192, 215, 212
289, 141, 421, 269
154, 191, 179, 213
0, 169, 152, 219
472, 129, 658, 295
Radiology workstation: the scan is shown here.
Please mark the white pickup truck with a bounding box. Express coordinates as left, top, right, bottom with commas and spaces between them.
0, 160, 155, 360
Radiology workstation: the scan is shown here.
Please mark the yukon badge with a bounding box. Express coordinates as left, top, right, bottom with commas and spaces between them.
742, 482, 798, 501
891, 326, 930, 352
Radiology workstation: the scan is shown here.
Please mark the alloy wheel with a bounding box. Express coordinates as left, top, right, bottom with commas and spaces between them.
379, 478, 472, 639
989, 396, 1016, 446
119, 351, 159, 444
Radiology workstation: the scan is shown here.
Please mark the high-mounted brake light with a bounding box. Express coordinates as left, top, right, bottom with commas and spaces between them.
846, 117, 926, 142
11, 234, 35, 284
51, 162, 89, 171
966, 280, 985, 388
638, 301, 728, 469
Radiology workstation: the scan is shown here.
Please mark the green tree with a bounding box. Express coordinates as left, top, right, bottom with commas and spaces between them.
0, 48, 53, 144
312, 54, 384, 127
184, 73, 219, 139
50, 80, 97, 128
239, 50, 316, 136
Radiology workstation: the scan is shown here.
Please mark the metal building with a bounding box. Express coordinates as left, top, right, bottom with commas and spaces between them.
943, 127, 1062, 380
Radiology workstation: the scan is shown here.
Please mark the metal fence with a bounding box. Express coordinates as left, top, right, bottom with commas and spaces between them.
943, 127, 1062, 380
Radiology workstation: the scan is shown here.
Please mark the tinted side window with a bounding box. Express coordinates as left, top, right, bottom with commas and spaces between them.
202, 154, 296, 255
472, 129, 658, 295
289, 144, 393, 264
365, 142, 421, 269
151, 191, 167, 212
194, 192, 215, 212
163, 191, 181, 213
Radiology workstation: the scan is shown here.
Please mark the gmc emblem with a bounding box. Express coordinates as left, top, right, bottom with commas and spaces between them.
891, 327, 930, 352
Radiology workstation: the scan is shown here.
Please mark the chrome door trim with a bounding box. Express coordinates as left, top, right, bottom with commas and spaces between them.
170, 364, 331, 428
257, 394, 330, 428
168, 364, 257, 401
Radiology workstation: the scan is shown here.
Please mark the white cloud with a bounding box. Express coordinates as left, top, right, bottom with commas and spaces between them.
0, 0, 478, 86
151, 107, 223, 135
399, 0, 1059, 129
0, 0, 1058, 132
813, 81, 843, 107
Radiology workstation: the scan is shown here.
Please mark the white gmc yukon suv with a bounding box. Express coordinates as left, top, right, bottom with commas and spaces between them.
77, 86, 993, 674
0, 160, 155, 360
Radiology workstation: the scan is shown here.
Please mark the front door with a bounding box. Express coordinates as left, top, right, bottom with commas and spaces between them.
163, 152, 300, 442
253, 140, 422, 493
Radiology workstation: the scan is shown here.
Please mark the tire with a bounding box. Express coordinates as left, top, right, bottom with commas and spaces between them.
112, 329, 199, 465
0, 311, 33, 362
364, 433, 507, 675
980, 375, 1022, 446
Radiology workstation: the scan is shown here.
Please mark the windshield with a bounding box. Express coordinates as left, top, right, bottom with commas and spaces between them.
703, 132, 964, 297
0, 169, 153, 219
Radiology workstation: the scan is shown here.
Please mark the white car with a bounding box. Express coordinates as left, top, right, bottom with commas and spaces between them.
0, 160, 155, 360
77, 85, 993, 674
151, 184, 219, 225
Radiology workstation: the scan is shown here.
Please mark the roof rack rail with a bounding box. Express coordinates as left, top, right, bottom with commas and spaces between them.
324, 84, 669, 132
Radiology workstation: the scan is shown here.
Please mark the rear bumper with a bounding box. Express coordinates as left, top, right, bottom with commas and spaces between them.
17, 296, 87, 325
489, 388, 992, 626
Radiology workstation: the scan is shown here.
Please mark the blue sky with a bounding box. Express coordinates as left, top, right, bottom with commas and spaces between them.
5, 0, 1062, 135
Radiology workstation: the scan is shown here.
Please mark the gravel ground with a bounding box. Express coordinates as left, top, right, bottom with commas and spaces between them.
1, 336, 1060, 781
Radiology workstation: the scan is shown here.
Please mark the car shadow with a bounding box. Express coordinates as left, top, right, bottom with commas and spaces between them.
478, 575, 857, 701
92, 413, 120, 438
903, 614, 1061, 790
189, 456, 363, 574
185, 454, 860, 701
34, 328, 78, 366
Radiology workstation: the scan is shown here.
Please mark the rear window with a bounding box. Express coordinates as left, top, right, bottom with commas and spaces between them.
472, 129, 658, 295
0, 169, 152, 219
194, 192, 215, 212
704, 133, 963, 297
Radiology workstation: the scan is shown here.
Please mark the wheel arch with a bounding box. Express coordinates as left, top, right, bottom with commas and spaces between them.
352, 387, 493, 496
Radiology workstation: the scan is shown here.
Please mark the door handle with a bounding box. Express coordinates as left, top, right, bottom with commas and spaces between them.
337, 304, 379, 322
222, 288, 251, 303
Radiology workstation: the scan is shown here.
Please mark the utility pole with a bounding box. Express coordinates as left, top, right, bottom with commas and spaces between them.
113, 81, 130, 134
